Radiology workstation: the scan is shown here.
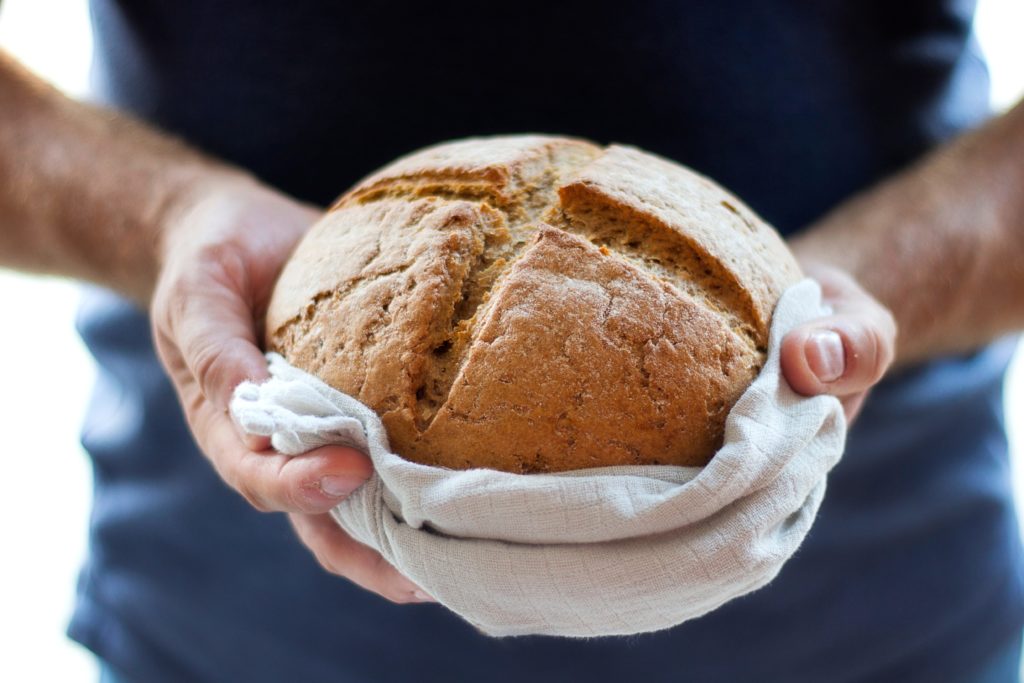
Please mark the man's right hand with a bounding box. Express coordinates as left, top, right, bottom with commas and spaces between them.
0, 42, 430, 603
150, 177, 433, 604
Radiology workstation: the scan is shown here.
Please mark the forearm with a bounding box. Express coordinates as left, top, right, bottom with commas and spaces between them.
792, 100, 1024, 365
0, 49, 251, 301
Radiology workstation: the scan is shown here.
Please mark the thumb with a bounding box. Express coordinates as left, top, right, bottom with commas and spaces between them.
153, 271, 273, 451
172, 275, 269, 412
781, 316, 893, 398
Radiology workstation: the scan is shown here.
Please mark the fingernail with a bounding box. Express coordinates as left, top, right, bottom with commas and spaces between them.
806, 329, 845, 383
318, 475, 364, 499
413, 589, 435, 603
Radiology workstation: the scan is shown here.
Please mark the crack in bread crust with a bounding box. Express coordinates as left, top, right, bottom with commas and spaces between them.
546, 195, 763, 355
410, 206, 509, 431
317, 141, 606, 433
403, 226, 762, 472
266, 136, 800, 472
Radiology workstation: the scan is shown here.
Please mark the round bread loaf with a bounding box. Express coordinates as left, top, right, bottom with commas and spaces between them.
266, 136, 801, 473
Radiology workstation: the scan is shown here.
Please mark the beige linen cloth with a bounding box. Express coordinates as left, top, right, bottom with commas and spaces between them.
231, 279, 845, 637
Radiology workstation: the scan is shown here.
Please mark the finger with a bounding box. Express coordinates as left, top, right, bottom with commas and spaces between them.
239, 430, 272, 453
841, 392, 868, 424
781, 314, 894, 398
175, 282, 270, 412
152, 240, 276, 411
186, 386, 375, 514
781, 263, 896, 398
804, 264, 898, 342
153, 322, 270, 455
289, 513, 434, 604
798, 262, 862, 303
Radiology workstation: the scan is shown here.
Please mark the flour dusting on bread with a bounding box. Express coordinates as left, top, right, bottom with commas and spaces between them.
266, 136, 801, 472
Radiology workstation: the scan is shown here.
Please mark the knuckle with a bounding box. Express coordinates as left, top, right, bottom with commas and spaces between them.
848, 322, 887, 387
160, 272, 200, 333
149, 292, 173, 339
313, 542, 353, 580
867, 327, 892, 383
149, 320, 181, 372
191, 342, 225, 393
189, 339, 246, 406
204, 439, 276, 513
315, 552, 343, 577
195, 240, 251, 293
236, 480, 272, 513
384, 591, 417, 605
373, 580, 410, 604
372, 560, 415, 604
282, 482, 314, 514
867, 298, 897, 336
249, 496, 274, 514
274, 459, 316, 513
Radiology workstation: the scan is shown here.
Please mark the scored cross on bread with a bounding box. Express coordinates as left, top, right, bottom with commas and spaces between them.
266, 136, 801, 473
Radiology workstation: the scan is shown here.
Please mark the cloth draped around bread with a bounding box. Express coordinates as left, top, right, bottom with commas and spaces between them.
231, 279, 845, 637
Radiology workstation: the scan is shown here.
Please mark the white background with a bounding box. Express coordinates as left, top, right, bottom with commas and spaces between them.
0, 1, 1022, 680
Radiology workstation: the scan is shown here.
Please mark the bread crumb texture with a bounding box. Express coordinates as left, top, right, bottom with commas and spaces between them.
267, 136, 801, 472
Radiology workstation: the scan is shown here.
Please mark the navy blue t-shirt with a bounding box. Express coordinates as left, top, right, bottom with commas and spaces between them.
72, 1, 1024, 681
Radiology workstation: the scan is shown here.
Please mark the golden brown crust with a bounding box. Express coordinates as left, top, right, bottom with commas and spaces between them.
266, 135, 801, 472
554, 145, 801, 350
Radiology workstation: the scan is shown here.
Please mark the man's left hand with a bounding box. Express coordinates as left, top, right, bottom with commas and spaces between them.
780, 262, 897, 423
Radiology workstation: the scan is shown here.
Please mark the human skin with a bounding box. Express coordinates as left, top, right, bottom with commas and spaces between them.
782, 103, 1024, 419
8, 38, 1020, 601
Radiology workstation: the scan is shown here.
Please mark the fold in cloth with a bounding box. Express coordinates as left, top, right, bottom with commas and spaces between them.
232, 279, 845, 637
